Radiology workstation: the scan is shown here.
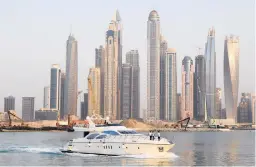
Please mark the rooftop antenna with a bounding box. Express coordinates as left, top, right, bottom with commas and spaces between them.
197, 47, 203, 55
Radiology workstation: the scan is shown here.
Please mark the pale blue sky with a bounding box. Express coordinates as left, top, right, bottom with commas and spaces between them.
0, 0, 255, 117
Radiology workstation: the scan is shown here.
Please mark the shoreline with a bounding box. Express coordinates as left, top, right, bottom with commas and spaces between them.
1, 128, 255, 132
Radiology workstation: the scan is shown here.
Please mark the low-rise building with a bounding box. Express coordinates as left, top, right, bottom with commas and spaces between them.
35, 108, 58, 121
210, 118, 236, 126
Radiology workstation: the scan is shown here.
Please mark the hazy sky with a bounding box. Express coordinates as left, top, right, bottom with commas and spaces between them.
0, 0, 255, 117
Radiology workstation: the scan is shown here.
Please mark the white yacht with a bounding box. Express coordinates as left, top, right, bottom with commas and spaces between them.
61, 118, 175, 156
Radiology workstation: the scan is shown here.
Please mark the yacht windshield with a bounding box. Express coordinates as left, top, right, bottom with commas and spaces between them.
86, 133, 99, 139
103, 130, 119, 135
118, 130, 138, 134
96, 135, 107, 139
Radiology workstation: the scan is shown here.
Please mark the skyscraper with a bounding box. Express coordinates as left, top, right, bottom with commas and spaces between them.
22, 97, 35, 121
121, 63, 132, 119
126, 50, 140, 119
194, 55, 206, 121
224, 35, 239, 122
60, 72, 66, 119
104, 10, 122, 120
165, 48, 177, 121
88, 68, 101, 116
176, 93, 182, 120
160, 36, 168, 120
95, 46, 105, 116
237, 93, 251, 123
81, 93, 88, 120
181, 56, 194, 119
147, 10, 161, 119
43, 86, 50, 108
216, 88, 222, 119
4, 96, 15, 112
204, 27, 216, 119
64, 34, 78, 117
50, 64, 61, 110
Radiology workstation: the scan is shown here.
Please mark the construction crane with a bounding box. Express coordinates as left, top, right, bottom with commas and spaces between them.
172, 116, 191, 131
88, 77, 96, 116
7, 110, 24, 127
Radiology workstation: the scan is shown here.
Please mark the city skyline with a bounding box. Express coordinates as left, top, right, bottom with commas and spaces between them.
0, 1, 254, 118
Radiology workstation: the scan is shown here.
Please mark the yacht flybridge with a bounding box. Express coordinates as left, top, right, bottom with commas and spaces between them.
70, 116, 129, 132
61, 117, 175, 156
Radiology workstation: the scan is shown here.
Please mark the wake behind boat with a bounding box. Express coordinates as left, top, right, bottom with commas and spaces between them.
61, 117, 175, 156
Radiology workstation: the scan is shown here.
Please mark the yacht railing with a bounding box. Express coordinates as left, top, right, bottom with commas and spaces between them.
103, 134, 168, 142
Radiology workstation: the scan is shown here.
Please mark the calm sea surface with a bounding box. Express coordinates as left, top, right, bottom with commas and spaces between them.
0, 131, 255, 166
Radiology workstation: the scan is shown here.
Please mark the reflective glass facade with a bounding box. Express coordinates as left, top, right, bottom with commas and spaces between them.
194, 55, 206, 121
165, 49, 177, 121
204, 28, 216, 119
147, 10, 161, 119
224, 35, 239, 122
104, 11, 122, 120
64, 35, 78, 116
50, 64, 61, 110
181, 56, 194, 119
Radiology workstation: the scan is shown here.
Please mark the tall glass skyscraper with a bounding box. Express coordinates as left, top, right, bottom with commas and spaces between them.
204, 27, 216, 119
88, 68, 101, 116
104, 10, 122, 120
60, 72, 65, 119
64, 34, 78, 117
126, 50, 140, 119
50, 64, 61, 110
165, 48, 177, 121
121, 63, 132, 119
194, 55, 206, 121
4, 96, 15, 112
181, 56, 194, 119
95, 46, 105, 117
43, 86, 50, 108
147, 10, 161, 119
160, 36, 168, 120
224, 35, 239, 122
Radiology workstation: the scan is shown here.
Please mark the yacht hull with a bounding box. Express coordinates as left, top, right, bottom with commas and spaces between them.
61, 142, 175, 156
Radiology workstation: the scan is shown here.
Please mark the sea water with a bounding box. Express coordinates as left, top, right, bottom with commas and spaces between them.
0, 131, 254, 166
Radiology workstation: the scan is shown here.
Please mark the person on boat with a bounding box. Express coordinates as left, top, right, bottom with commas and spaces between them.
157, 130, 161, 141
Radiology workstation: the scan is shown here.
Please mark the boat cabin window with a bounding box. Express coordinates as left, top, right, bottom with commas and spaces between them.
95, 124, 122, 127
107, 124, 122, 126
118, 130, 138, 134
86, 133, 99, 139
96, 135, 107, 139
103, 130, 119, 135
